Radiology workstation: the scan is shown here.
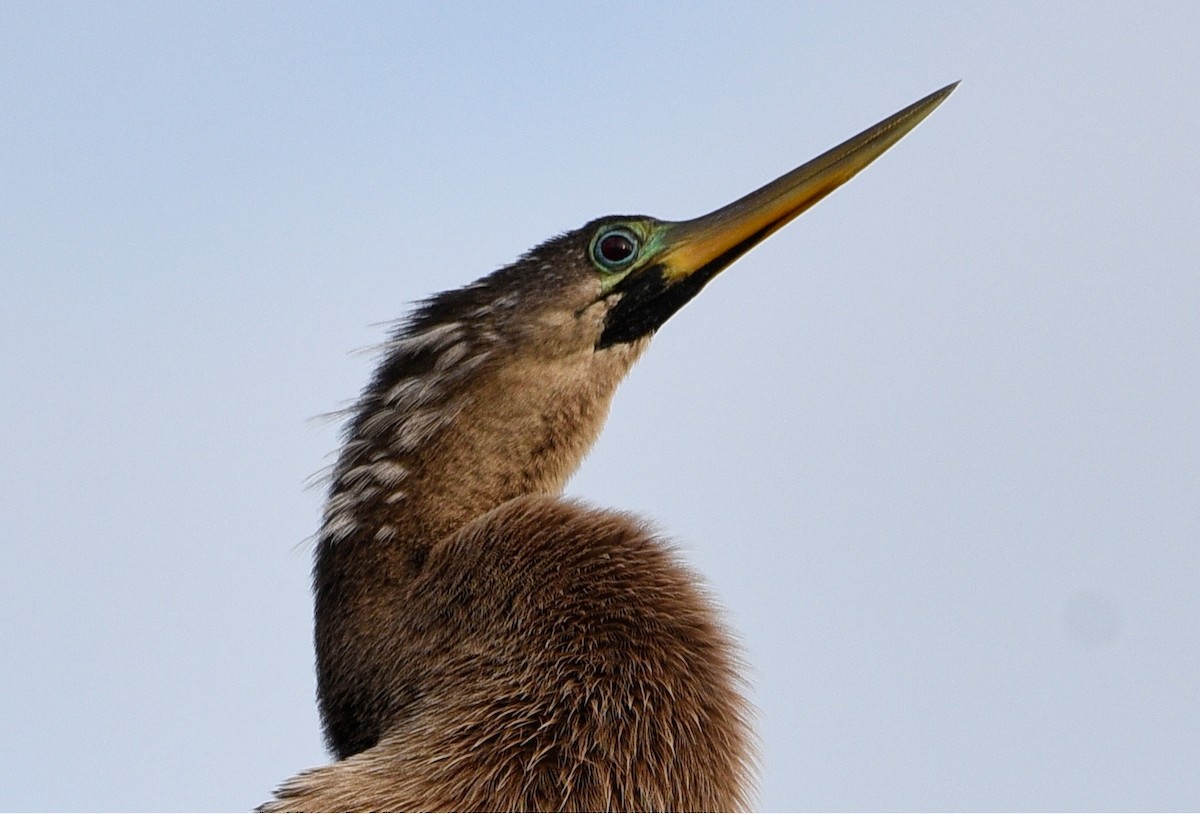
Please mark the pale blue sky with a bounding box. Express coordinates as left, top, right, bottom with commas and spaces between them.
2, 3, 1198, 810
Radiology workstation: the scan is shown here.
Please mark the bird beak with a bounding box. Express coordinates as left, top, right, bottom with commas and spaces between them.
657, 81, 958, 285
597, 82, 957, 349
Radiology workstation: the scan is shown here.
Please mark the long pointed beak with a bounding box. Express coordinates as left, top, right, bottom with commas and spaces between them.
597, 83, 957, 348
658, 81, 958, 283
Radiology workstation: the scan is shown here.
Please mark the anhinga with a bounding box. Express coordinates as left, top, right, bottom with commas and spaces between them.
262, 83, 956, 812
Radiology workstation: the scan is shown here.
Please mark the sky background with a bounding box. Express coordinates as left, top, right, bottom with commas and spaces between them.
2, 2, 1198, 811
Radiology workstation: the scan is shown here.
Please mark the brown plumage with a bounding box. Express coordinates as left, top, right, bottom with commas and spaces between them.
262, 84, 954, 812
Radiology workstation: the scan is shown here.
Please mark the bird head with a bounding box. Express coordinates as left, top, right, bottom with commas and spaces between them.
460, 82, 957, 368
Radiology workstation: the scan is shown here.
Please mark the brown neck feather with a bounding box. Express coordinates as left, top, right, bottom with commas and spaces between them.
313, 324, 645, 756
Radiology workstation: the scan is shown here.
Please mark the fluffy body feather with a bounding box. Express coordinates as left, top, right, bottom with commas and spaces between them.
262, 229, 754, 811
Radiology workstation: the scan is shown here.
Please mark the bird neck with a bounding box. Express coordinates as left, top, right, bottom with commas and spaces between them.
321, 330, 645, 559
312, 315, 647, 756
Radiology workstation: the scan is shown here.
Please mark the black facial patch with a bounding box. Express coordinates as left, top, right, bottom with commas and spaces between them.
597, 263, 713, 348
595, 222, 775, 349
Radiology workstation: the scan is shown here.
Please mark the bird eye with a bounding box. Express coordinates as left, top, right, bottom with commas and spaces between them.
591, 227, 640, 271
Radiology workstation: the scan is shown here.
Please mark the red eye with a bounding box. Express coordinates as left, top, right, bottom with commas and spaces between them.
599, 233, 635, 262
592, 228, 640, 270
